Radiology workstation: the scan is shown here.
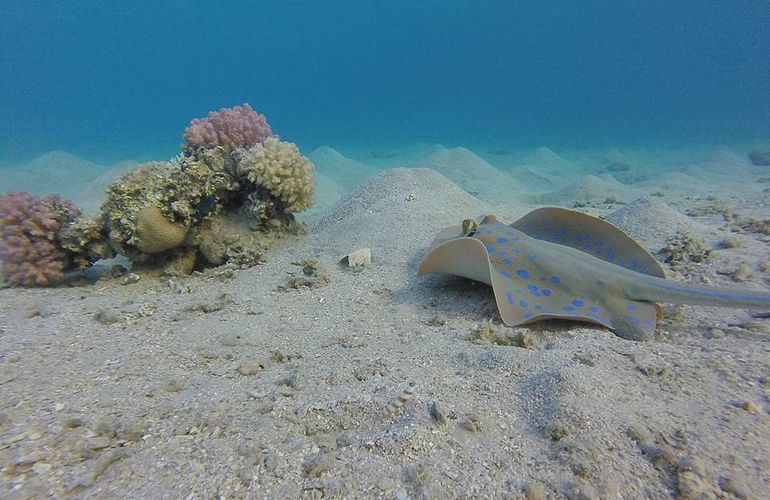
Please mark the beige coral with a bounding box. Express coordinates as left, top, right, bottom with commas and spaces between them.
131, 206, 189, 253
237, 137, 315, 212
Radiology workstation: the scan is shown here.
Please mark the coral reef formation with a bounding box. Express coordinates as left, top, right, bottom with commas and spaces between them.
0, 104, 315, 286
183, 103, 273, 153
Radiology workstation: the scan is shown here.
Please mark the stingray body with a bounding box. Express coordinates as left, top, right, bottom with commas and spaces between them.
418, 207, 770, 340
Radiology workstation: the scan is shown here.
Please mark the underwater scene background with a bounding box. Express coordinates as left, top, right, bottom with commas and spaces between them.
3, 2, 770, 498
1, 0, 768, 166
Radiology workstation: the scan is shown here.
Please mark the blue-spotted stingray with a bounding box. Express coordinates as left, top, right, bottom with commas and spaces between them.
418, 207, 770, 340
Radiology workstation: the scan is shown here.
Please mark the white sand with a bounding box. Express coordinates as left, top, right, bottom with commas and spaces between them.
1, 146, 769, 498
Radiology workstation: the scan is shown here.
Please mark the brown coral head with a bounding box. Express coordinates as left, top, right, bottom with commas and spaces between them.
183, 103, 274, 152
131, 206, 189, 254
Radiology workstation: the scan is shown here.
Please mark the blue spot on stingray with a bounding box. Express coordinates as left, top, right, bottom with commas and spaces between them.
497, 237, 508, 244
589, 306, 599, 313
516, 269, 530, 280
563, 305, 575, 312
486, 245, 495, 253
506, 291, 514, 304
529, 255, 537, 262
509, 247, 519, 253
503, 259, 512, 266
627, 304, 637, 312
630, 259, 638, 269
535, 304, 543, 310
542, 289, 552, 296
519, 300, 528, 308
550, 275, 560, 284
572, 299, 584, 307
628, 316, 639, 325
525, 312, 534, 319
498, 251, 507, 257
500, 270, 512, 278
527, 284, 540, 297
485, 230, 493, 234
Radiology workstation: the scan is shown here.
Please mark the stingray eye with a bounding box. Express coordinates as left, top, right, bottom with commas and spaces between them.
461, 218, 478, 235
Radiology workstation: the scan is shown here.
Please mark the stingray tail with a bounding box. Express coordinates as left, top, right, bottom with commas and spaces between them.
627, 275, 770, 310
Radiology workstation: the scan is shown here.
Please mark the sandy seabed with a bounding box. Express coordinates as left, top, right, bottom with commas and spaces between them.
1, 145, 769, 498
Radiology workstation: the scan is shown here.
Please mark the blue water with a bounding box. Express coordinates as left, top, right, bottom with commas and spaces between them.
1, 0, 768, 165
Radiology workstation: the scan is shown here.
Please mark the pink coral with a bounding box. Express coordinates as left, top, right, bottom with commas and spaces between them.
183, 103, 274, 152
0, 192, 80, 286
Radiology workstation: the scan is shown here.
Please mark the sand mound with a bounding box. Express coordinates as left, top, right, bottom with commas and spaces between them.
506, 166, 564, 192
502, 147, 582, 192
415, 147, 525, 204
699, 149, 755, 173
524, 146, 575, 172
605, 198, 706, 251
597, 147, 633, 165
637, 171, 705, 193
309, 146, 379, 191
72, 160, 140, 214
312, 167, 488, 254
300, 172, 348, 222
346, 142, 447, 167
0, 150, 107, 198
536, 174, 639, 205
677, 149, 757, 185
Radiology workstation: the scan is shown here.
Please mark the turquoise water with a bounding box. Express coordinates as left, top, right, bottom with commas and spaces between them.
1, 1, 768, 165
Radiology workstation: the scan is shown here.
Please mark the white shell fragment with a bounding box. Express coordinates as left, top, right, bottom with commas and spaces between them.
339, 248, 372, 268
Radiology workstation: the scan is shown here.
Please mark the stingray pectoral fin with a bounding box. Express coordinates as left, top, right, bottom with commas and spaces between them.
601, 295, 658, 340
486, 266, 614, 332
417, 237, 494, 285
425, 224, 466, 250
511, 206, 666, 278
484, 252, 656, 337
487, 270, 535, 327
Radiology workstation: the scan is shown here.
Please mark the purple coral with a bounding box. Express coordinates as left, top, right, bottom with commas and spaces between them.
183, 103, 274, 152
0, 192, 80, 286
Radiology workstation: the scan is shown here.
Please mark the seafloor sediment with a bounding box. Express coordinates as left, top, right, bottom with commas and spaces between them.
1, 146, 769, 498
